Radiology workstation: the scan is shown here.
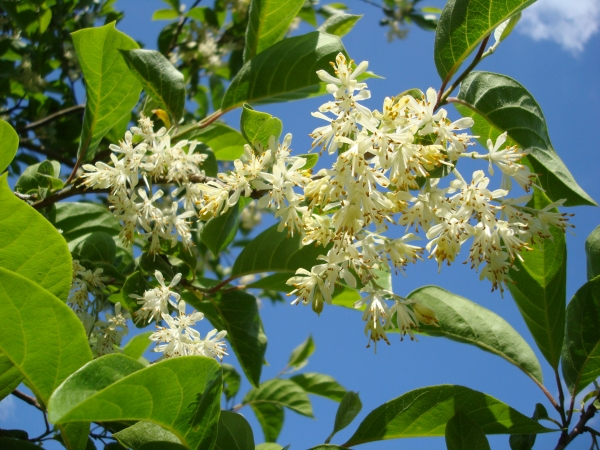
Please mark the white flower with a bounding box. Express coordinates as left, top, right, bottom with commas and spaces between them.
132, 271, 182, 323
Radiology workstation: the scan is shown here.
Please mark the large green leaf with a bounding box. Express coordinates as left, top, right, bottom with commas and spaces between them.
343, 385, 551, 446
586, 225, 600, 281
173, 122, 246, 161
0, 351, 23, 401
243, 379, 314, 417
221, 31, 346, 111
72, 22, 142, 160
183, 290, 267, 387
48, 354, 222, 450
0, 267, 92, 406
407, 286, 543, 384
0, 120, 18, 173
434, 0, 536, 81
250, 402, 284, 442
120, 49, 185, 124
507, 190, 567, 369
289, 372, 346, 402
240, 104, 283, 150
456, 71, 595, 206
54, 202, 121, 243
232, 223, 329, 277
215, 411, 255, 450
561, 276, 600, 395
445, 410, 491, 450
113, 421, 181, 449
244, 0, 306, 63
0, 173, 72, 300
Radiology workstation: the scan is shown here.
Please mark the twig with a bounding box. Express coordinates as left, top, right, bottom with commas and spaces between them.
19, 140, 76, 166
167, 0, 203, 55
434, 34, 491, 111
30, 184, 110, 209
17, 104, 85, 132
12, 389, 43, 411
554, 394, 599, 450
0, 95, 27, 115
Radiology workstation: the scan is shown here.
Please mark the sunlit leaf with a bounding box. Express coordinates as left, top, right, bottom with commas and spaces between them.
445, 410, 491, 450
318, 13, 362, 37
243, 379, 314, 417
586, 225, 600, 281
0, 120, 18, 173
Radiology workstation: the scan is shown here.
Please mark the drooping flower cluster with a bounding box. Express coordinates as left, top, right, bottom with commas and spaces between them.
138, 271, 228, 360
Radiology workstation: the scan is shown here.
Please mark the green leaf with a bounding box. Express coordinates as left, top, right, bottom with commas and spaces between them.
0, 351, 23, 401
122, 332, 153, 360
215, 411, 255, 450
183, 290, 267, 387
0, 437, 44, 449
189, 370, 222, 450
14, 160, 63, 193
74, 231, 117, 264
48, 354, 222, 450
243, 379, 314, 417
152, 9, 179, 20
586, 225, 600, 281
256, 444, 285, 450
120, 49, 185, 124
231, 223, 329, 277
507, 190, 567, 369
445, 410, 491, 450
243, 0, 306, 63
326, 391, 362, 443
407, 286, 543, 384
289, 373, 346, 402
456, 71, 595, 206
0, 120, 18, 173
121, 271, 151, 320
561, 276, 600, 395
509, 404, 544, 450
318, 13, 362, 37
221, 31, 347, 111
250, 402, 284, 442
434, 0, 535, 81
137, 443, 187, 450
241, 104, 283, 150
113, 421, 181, 449
72, 22, 142, 161
0, 267, 92, 405
0, 173, 72, 300
222, 363, 242, 401
202, 200, 244, 256
297, 153, 319, 170
287, 335, 315, 372
343, 385, 551, 446
54, 202, 121, 244
173, 122, 246, 161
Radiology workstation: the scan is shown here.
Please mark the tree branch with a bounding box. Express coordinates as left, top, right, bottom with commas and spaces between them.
30, 183, 110, 209
12, 389, 43, 411
17, 104, 85, 132
554, 394, 599, 450
167, 0, 203, 56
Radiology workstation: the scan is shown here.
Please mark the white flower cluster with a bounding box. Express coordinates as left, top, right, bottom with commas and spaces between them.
69, 260, 128, 357
82, 116, 206, 252
138, 271, 228, 360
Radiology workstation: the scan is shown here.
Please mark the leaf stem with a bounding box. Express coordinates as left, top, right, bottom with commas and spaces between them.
434, 34, 491, 111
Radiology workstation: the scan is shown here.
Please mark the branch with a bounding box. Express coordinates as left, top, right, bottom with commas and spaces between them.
19, 140, 76, 166
167, 0, 203, 55
12, 389, 43, 411
30, 183, 110, 209
17, 104, 85, 132
554, 394, 599, 450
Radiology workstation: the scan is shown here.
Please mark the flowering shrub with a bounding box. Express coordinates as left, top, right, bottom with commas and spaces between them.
0, 1, 598, 449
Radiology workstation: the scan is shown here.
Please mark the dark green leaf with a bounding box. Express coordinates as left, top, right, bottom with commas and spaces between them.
456, 71, 595, 206
222, 363, 242, 401
14, 160, 63, 193
214, 411, 255, 450
289, 372, 346, 402
561, 276, 600, 395
74, 232, 117, 264
586, 225, 600, 281
343, 385, 551, 446
0, 173, 72, 300
326, 391, 361, 443
139, 253, 175, 279
247, 273, 295, 292
231, 223, 329, 277
122, 332, 153, 361
318, 13, 362, 37
0, 120, 18, 173
202, 200, 244, 256
54, 202, 121, 244
445, 410, 491, 450
114, 421, 181, 449
221, 31, 347, 110
72, 22, 142, 161
407, 286, 543, 384
189, 369, 222, 450
434, 0, 535, 81
0, 438, 44, 449
183, 290, 267, 387
250, 402, 284, 442
173, 122, 246, 161
243, 379, 314, 417
121, 271, 151, 320
137, 443, 187, 450
243, 0, 306, 63
0, 351, 23, 401
287, 335, 315, 372
509, 405, 543, 450
507, 190, 567, 369
120, 49, 185, 124
48, 354, 222, 450
241, 104, 283, 150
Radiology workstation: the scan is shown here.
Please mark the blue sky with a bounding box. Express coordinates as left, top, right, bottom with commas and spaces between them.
1, 1, 599, 449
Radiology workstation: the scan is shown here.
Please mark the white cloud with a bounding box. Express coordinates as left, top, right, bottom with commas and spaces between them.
518, 0, 600, 54
0, 395, 16, 423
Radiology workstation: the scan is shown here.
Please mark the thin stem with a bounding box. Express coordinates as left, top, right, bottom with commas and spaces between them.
434, 34, 491, 111
554, 393, 599, 450
17, 104, 85, 132
167, 0, 203, 55
171, 108, 225, 141
207, 275, 239, 294
12, 389, 43, 411
555, 369, 569, 426
30, 184, 110, 209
